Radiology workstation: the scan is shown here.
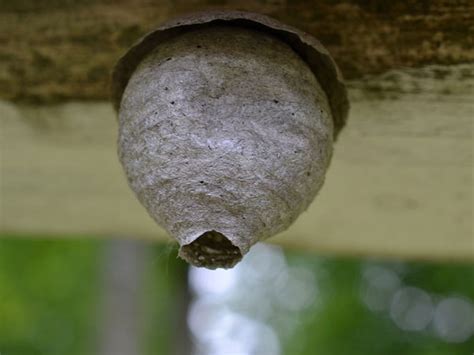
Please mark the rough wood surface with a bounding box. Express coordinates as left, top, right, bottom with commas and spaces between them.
1, 64, 472, 261
1, 0, 473, 103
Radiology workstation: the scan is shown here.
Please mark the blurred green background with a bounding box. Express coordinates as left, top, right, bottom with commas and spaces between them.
0, 237, 473, 355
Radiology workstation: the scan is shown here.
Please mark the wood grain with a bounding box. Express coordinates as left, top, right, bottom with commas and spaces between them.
0, 0, 473, 102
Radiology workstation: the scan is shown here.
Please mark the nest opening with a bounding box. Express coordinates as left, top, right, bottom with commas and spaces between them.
179, 230, 242, 269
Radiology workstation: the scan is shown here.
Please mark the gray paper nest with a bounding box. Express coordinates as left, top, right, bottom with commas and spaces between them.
112, 11, 349, 269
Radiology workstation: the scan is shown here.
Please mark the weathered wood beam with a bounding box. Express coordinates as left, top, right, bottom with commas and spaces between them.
1, 64, 472, 261
0, 0, 473, 102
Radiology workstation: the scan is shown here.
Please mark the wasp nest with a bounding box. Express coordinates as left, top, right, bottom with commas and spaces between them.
112, 11, 348, 269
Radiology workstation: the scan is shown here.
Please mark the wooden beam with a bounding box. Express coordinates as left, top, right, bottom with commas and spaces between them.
1, 0, 473, 102
1, 64, 472, 261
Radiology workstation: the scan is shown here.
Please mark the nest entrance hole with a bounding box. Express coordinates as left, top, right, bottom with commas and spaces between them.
179, 230, 242, 269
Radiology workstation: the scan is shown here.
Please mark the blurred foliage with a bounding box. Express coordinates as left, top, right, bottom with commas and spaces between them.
284, 252, 474, 355
0, 238, 100, 355
0, 237, 186, 355
0, 237, 473, 355
141, 243, 189, 355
